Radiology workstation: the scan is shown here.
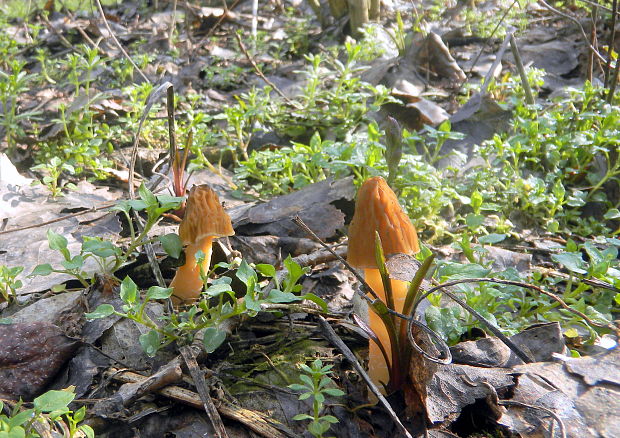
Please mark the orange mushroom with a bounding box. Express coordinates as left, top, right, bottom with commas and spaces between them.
348, 176, 419, 391
170, 185, 234, 304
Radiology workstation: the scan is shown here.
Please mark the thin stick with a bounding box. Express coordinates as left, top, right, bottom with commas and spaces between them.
413, 280, 534, 364
587, 6, 598, 83
509, 34, 535, 105
0, 204, 114, 235
94, 0, 149, 83
128, 82, 172, 199
539, 0, 606, 63
180, 346, 229, 438
499, 401, 567, 438
168, 0, 178, 48
234, 32, 298, 106
605, 0, 618, 87
481, 30, 513, 94
317, 316, 414, 438
166, 85, 178, 187
425, 277, 616, 331
463, 0, 518, 87
292, 216, 379, 302
190, 0, 242, 59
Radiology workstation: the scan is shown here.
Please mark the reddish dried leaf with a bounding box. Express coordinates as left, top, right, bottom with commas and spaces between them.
0, 322, 78, 400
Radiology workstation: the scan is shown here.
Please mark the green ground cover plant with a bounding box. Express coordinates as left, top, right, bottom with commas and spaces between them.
1, 1, 619, 434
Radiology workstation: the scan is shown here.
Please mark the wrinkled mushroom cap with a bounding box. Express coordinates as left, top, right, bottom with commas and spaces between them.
347, 176, 419, 268
179, 185, 235, 244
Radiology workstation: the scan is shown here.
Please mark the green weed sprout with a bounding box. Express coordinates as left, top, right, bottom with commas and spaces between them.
29, 184, 184, 287
86, 256, 327, 357
0, 388, 94, 438
0, 265, 23, 304
289, 359, 344, 438
31, 157, 77, 198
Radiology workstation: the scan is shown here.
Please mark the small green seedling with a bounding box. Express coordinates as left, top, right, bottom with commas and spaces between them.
289, 359, 344, 438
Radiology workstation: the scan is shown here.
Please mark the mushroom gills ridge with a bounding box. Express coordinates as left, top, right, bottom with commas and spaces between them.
170, 185, 234, 305
347, 176, 419, 395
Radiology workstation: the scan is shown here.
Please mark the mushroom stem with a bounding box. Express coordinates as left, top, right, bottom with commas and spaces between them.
170, 236, 213, 304
364, 268, 409, 392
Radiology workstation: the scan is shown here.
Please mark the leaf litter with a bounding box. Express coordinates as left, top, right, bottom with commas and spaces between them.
0, 0, 618, 437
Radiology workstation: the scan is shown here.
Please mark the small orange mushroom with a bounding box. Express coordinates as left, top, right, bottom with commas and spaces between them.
348, 176, 419, 391
170, 185, 234, 304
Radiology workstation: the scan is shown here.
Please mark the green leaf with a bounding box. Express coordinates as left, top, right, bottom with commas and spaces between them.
139, 330, 161, 357
33, 390, 75, 412
138, 183, 158, 207
308, 419, 329, 435
299, 293, 328, 312
292, 414, 314, 421
552, 252, 587, 274
236, 260, 257, 287
47, 229, 68, 252
61, 255, 84, 270
323, 388, 345, 396
470, 190, 483, 213
8, 409, 33, 427
287, 383, 307, 391
203, 327, 227, 353
159, 233, 183, 259
85, 304, 115, 319
256, 264, 276, 277
156, 195, 184, 210
425, 306, 464, 345
73, 406, 86, 422
205, 283, 233, 297
110, 200, 132, 214
126, 199, 148, 211
478, 233, 507, 245
120, 276, 138, 304
283, 256, 306, 291
146, 286, 173, 300
82, 239, 120, 258
79, 425, 95, 438
437, 261, 491, 280
5, 426, 26, 438
604, 208, 620, 220
299, 374, 313, 387
30, 264, 53, 276
465, 213, 484, 229
266, 289, 300, 303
